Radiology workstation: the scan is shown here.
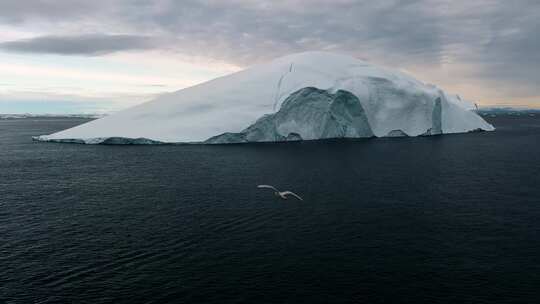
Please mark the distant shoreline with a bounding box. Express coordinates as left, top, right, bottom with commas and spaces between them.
0, 114, 105, 119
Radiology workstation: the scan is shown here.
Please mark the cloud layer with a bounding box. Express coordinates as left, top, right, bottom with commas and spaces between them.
1, 0, 539, 108
0, 34, 155, 55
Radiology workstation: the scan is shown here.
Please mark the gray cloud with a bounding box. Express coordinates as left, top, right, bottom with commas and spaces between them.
0, 34, 156, 55
133, 0, 445, 65
0, 0, 452, 64
427, 0, 540, 98
0, 0, 103, 24
1, 0, 539, 101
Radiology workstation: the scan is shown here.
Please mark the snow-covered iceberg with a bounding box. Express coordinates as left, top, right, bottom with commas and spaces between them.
35, 51, 494, 144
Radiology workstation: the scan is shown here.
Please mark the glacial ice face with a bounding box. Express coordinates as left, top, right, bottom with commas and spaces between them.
206, 87, 373, 143
432, 97, 443, 135
35, 51, 495, 144
420, 97, 442, 136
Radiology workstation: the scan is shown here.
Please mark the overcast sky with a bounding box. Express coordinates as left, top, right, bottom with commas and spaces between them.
0, 0, 538, 113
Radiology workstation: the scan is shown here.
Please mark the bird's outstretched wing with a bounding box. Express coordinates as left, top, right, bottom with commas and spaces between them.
258, 185, 278, 192
281, 191, 303, 201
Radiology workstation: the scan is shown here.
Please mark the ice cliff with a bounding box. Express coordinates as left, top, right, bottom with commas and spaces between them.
35, 51, 494, 144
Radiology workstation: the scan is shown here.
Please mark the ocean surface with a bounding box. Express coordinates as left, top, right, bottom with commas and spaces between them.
1, 115, 540, 303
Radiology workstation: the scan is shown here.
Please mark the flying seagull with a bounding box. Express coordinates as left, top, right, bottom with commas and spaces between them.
257, 185, 303, 201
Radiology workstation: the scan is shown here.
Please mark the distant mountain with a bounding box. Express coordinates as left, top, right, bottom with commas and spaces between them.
35, 52, 494, 144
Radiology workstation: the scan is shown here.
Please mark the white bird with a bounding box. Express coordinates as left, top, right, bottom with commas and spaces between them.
257, 185, 303, 201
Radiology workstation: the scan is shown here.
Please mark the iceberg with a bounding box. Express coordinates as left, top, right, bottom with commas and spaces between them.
35, 51, 494, 144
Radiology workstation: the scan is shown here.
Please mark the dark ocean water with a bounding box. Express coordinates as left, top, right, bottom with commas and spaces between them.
1, 115, 540, 303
